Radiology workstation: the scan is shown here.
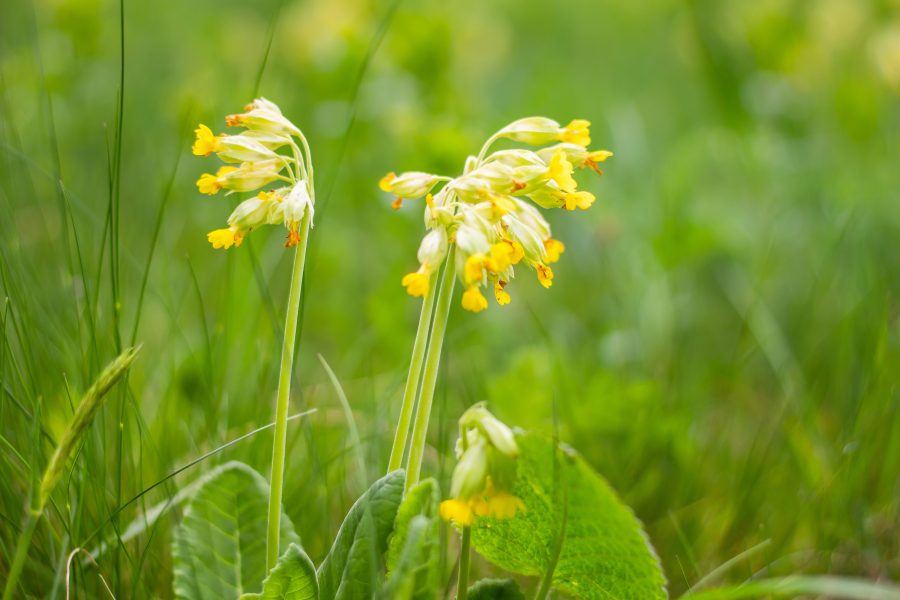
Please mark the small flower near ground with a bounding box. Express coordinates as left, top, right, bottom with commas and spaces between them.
439, 403, 525, 526
381, 116, 612, 311
192, 98, 314, 248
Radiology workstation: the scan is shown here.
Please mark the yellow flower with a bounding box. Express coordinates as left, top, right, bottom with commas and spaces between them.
464, 254, 485, 285
462, 286, 488, 312
192, 124, 222, 156
548, 150, 576, 191
563, 190, 595, 211
379, 172, 397, 192
559, 119, 591, 146
402, 271, 430, 297
207, 227, 243, 250
490, 242, 515, 271
536, 263, 553, 288
439, 499, 474, 526
585, 149, 613, 174
543, 239, 565, 263
284, 223, 302, 248
507, 239, 525, 264
486, 492, 526, 519
494, 281, 511, 305
196, 166, 238, 195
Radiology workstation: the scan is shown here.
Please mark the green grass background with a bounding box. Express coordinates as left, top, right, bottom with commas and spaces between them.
1, 0, 898, 596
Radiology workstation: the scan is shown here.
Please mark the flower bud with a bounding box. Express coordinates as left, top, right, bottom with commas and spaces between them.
417, 227, 448, 271
379, 171, 442, 199
216, 134, 280, 163
450, 439, 488, 499
226, 98, 301, 137
496, 117, 563, 145
280, 181, 313, 226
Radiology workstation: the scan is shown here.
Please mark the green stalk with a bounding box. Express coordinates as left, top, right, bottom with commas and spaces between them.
387, 271, 438, 472
266, 209, 312, 572
405, 245, 457, 491
2, 510, 39, 600
2, 348, 138, 600
457, 526, 471, 600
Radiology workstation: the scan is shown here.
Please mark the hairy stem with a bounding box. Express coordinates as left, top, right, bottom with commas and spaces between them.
405, 245, 457, 491
387, 271, 438, 472
457, 526, 471, 600
266, 209, 312, 572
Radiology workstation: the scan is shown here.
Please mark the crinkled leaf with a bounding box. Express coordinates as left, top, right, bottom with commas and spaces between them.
470, 433, 667, 599
317, 470, 405, 600
257, 543, 318, 599
172, 461, 299, 600
383, 478, 440, 599
467, 578, 526, 600
377, 516, 431, 599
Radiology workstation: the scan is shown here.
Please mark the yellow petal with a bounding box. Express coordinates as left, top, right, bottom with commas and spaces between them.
543, 239, 565, 264
461, 286, 488, 312
439, 499, 474, 526
207, 228, 236, 249
402, 271, 430, 297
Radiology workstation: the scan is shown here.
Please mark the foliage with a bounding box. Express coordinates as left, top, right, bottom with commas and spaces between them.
471, 432, 667, 599
172, 462, 300, 599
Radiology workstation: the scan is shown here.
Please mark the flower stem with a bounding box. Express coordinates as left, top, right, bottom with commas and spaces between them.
2, 509, 39, 600
387, 271, 438, 472
266, 209, 312, 572
405, 244, 457, 491
457, 526, 471, 600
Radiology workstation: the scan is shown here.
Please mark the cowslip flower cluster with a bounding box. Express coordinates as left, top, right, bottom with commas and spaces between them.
439, 404, 525, 527
381, 117, 612, 312
192, 98, 314, 249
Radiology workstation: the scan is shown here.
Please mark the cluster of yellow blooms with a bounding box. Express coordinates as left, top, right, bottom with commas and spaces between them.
192, 98, 314, 249
381, 117, 612, 312
439, 404, 525, 527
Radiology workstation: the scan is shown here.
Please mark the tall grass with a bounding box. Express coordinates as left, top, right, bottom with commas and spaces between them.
1, 0, 897, 597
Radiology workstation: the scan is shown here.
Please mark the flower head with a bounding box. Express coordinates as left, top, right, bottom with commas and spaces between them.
439, 404, 525, 527
382, 115, 611, 311
192, 98, 315, 249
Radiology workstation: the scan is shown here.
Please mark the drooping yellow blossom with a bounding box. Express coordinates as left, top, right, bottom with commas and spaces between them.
379, 172, 396, 192
543, 239, 565, 263
402, 271, 430, 297
490, 242, 516, 271
564, 190, 595, 211
196, 166, 238, 195
440, 404, 525, 527
285, 224, 302, 248
548, 150, 576, 191
462, 286, 488, 312
439, 499, 474, 526
207, 228, 243, 249
536, 263, 554, 288
384, 115, 611, 310
585, 149, 613, 174
192, 124, 222, 156
192, 98, 315, 249
494, 281, 511, 305
464, 254, 485, 285
560, 119, 591, 146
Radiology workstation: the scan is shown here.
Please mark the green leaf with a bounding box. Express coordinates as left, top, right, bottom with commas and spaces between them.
377, 516, 431, 600
383, 478, 440, 599
257, 543, 318, 600
470, 433, 667, 600
316, 470, 406, 600
173, 461, 300, 600
467, 578, 526, 600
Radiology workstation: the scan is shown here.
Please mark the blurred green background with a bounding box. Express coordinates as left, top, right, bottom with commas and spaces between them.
1, 0, 899, 596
